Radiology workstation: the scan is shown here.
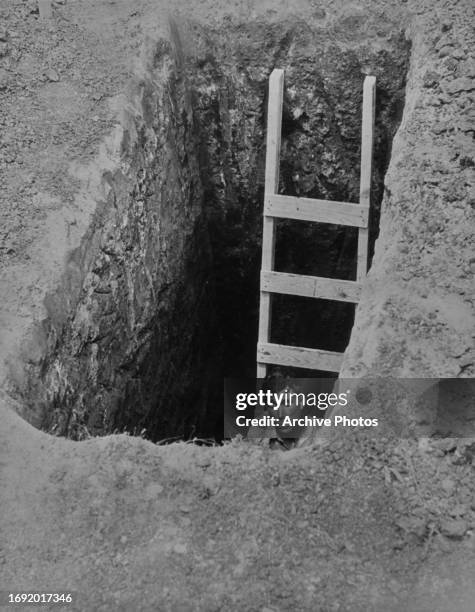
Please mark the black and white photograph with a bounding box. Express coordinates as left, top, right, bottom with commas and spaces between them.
0, 0, 474, 610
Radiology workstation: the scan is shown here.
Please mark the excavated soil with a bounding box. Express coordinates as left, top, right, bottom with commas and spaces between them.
2, 400, 475, 611
1, 0, 474, 610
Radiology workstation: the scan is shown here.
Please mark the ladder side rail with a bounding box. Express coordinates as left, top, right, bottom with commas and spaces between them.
257, 69, 284, 378
357, 76, 376, 282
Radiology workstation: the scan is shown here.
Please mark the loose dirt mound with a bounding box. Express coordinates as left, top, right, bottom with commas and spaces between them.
2, 398, 475, 611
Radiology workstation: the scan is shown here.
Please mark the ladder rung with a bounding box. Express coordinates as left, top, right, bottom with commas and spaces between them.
261, 271, 361, 303
257, 342, 343, 372
265, 194, 369, 228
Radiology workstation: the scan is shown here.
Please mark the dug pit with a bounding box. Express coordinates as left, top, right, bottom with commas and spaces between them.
10, 16, 411, 442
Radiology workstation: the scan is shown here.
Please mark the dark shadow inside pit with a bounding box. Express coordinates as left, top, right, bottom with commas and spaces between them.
275, 221, 358, 281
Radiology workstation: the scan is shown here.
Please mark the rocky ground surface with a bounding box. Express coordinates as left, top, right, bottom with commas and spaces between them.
0, 0, 474, 610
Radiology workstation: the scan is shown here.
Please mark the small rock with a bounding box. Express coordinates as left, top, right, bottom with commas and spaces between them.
195, 455, 211, 468
449, 504, 468, 517
450, 342, 468, 357
458, 353, 474, 367
433, 122, 448, 134
451, 48, 466, 60
145, 483, 164, 498
444, 77, 475, 95
443, 57, 459, 73
202, 475, 218, 495
173, 542, 188, 554
438, 45, 453, 58
440, 518, 468, 538
44, 68, 59, 82
422, 70, 440, 89
120, 535, 128, 544
458, 120, 475, 134
441, 477, 456, 494
435, 37, 454, 51
418, 438, 431, 453
438, 93, 452, 105
0, 29, 7, 42
431, 439, 457, 453
435, 533, 452, 552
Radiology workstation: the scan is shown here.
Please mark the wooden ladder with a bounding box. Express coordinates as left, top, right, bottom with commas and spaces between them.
257, 69, 376, 377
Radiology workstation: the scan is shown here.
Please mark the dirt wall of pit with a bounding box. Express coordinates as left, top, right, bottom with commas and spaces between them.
341, 2, 474, 381
6, 39, 221, 440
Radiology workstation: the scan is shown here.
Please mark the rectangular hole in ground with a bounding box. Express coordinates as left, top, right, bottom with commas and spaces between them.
270, 294, 355, 354
274, 219, 358, 281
